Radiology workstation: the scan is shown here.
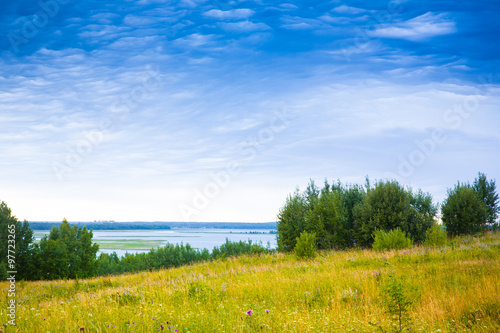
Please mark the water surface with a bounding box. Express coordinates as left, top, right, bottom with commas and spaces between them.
34, 228, 277, 257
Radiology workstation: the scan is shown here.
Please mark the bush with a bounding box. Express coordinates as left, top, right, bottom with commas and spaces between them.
372, 228, 413, 251
276, 189, 308, 252
354, 180, 436, 247
380, 275, 419, 333
442, 183, 488, 236
424, 223, 447, 247
294, 232, 317, 259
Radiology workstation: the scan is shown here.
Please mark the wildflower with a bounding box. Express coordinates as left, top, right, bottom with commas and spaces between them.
246, 310, 253, 315
265, 309, 269, 313
160, 324, 164, 330
80, 327, 85, 332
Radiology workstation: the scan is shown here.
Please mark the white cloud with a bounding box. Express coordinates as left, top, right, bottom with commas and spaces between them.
281, 16, 330, 30
123, 15, 163, 26
204, 8, 255, 20
370, 12, 456, 41
219, 21, 270, 33
332, 5, 367, 15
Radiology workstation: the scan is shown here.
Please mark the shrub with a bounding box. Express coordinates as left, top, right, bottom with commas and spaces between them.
276, 189, 307, 252
424, 223, 447, 247
294, 232, 317, 259
354, 180, 436, 247
380, 275, 419, 333
442, 183, 488, 236
372, 228, 413, 251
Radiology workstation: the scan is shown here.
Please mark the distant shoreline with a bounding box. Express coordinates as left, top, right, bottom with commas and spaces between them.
29, 221, 277, 231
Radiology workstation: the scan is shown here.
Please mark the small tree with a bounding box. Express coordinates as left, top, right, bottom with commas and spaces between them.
472, 172, 499, 229
380, 275, 418, 333
39, 219, 99, 279
442, 183, 488, 236
294, 232, 317, 259
276, 189, 307, 252
372, 228, 413, 251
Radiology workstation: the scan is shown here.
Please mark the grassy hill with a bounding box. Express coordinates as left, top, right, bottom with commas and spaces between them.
2, 233, 500, 332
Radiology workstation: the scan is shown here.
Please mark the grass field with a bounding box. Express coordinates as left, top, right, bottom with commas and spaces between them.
1, 233, 499, 332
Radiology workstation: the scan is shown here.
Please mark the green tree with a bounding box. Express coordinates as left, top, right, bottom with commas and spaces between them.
380, 275, 419, 333
305, 189, 347, 249
338, 183, 366, 247
354, 180, 436, 247
294, 231, 317, 259
39, 219, 99, 279
304, 179, 319, 211
0, 201, 38, 280
276, 189, 307, 251
442, 183, 488, 236
472, 172, 499, 228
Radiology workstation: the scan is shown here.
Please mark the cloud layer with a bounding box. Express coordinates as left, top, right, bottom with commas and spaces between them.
0, 0, 498, 222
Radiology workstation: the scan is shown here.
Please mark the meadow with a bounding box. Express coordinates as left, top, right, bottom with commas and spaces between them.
1, 233, 499, 333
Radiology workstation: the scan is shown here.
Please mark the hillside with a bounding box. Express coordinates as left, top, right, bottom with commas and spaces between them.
2, 233, 500, 332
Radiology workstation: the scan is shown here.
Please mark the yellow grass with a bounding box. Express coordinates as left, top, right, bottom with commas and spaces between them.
1, 233, 499, 332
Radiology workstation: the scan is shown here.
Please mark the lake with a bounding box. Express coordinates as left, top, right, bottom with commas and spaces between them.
33, 228, 277, 257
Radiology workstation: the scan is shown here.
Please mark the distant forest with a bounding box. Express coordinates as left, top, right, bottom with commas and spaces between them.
29, 221, 277, 231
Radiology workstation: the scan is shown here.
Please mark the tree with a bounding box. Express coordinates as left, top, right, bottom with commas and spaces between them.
442, 183, 488, 236
294, 231, 317, 259
354, 180, 436, 247
338, 183, 366, 247
0, 201, 38, 280
305, 189, 347, 249
39, 219, 99, 279
276, 189, 307, 251
472, 172, 499, 228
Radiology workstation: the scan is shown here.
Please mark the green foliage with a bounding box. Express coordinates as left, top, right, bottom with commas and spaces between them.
274, 182, 304, 252
305, 189, 346, 249
424, 223, 447, 247
0, 262, 8, 280
380, 275, 419, 333
276, 189, 307, 251
338, 183, 366, 247
277, 178, 436, 252
38, 218, 99, 280
442, 183, 488, 236
277, 179, 366, 252
96, 239, 272, 276
472, 172, 499, 228
372, 228, 413, 251
0, 201, 38, 280
294, 231, 317, 259
354, 180, 436, 247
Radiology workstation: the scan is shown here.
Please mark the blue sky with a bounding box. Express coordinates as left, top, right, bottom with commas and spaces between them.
1, 0, 499, 222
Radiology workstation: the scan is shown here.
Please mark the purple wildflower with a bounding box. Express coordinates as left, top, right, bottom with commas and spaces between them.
265, 309, 269, 313
246, 310, 253, 315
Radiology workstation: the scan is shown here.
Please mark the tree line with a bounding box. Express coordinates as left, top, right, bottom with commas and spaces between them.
277, 172, 499, 251
0, 207, 272, 280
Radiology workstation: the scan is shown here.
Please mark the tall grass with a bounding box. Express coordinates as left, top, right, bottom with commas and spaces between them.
1, 233, 499, 332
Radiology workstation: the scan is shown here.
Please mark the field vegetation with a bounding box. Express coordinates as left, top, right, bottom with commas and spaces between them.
1, 233, 499, 332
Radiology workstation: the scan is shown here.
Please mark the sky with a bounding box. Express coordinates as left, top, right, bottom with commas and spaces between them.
0, 0, 499, 222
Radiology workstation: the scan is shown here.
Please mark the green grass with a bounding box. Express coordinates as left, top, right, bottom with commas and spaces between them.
2, 233, 500, 332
